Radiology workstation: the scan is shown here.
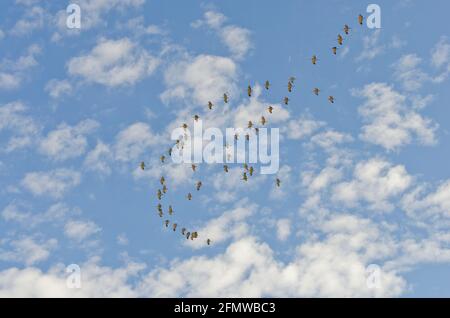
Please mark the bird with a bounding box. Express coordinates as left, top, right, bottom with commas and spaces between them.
328, 96, 335, 104
157, 203, 162, 212
196, 181, 202, 191
191, 164, 197, 172
140, 162, 145, 170
243, 172, 248, 182
249, 166, 254, 176
234, 133, 239, 141
247, 85, 252, 97
168, 148, 172, 157
245, 133, 250, 141
284, 97, 289, 105
289, 76, 296, 83
187, 193, 192, 200
194, 115, 199, 122
248, 121, 253, 129
186, 232, 191, 240
158, 210, 163, 218
160, 155, 166, 163
224, 165, 229, 173
311, 55, 318, 65
208, 101, 213, 110
181, 228, 186, 235
168, 205, 173, 215
172, 223, 177, 231
157, 189, 162, 200
337, 34, 343, 45
332, 46, 337, 55
265, 80, 270, 90
191, 232, 198, 240
268, 106, 273, 113
358, 14, 364, 26
165, 220, 170, 227
287, 81, 293, 92
244, 163, 249, 171
276, 178, 281, 187
343, 24, 350, 35
313, 88, 320, 96
160, 176, 165, 185
261, 116, 266, 125
223, 93, 229, 103
162, 185, 168, 194
207, 239, 211, 245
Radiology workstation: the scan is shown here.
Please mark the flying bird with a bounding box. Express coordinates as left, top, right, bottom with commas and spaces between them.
223, 93, 229, 104
276, 178, 281, 187
140, 162, 145, 170
165, 220, 170, 228
187, 193, 192, 200
207, 239, 211, 245
168, 205, 173, 215
268, 106, 273, 113
208, 101, 213, 110
162, 185, 168, 194
194, 115, 199, 122
248, 121, 253, 129
224, 165, 229, 173
160, 176, 165, 185
186, 232, 191, 240
157, 189, 162, 200
337, 34, 343, 45
343, 24, 351, 35
313, 88, 320, 96
191, 164, 197, 172
332, 46, 337, 55
287, 80, 293, 92
261, 116, 266, 125
181, 228, 186, 235
328, 96, 335, 104
243, 172, 248, 182
358, 14, 364, 26
311, 55, 318, 65
284, 97, 289, 105
249, 166, 254, 176
247, 85, 252, 97
172, 223, 177, 231
196, 181, 202, 191
160, 155, 166, 163
265, 80, 270, 90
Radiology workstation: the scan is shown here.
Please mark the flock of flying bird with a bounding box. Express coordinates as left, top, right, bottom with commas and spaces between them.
139, 14, 367, 247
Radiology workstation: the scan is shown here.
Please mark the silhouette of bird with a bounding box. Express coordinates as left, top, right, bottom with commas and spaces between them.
224, 165, 229, 173
160, 155, 166, 163
261, 116, 266, 125
284, 97, 289, 105
276, 178, 281, 187
223, 93, 228, 103
191, 164, 197, 172
196, 181, 202, 191
344, 24, 350, 35
194, 115, 199, 122
313, 88, 320, 96
187, 193, 192, 200
168, 205, 173, 215
247, 85, 252, 97
328, 96, 335, 104
208, 101, 213, 110
268, 106, 273, 114
337, 34, 343, 45
207, 239, 211, 245
140, 162, 145, 170
164, 220, 170, 227
332, 46, 337, 55
172, 223, 177, 231
265, 80, 270, 90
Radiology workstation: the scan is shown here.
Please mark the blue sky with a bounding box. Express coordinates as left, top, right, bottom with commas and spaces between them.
0, 0, 450, 297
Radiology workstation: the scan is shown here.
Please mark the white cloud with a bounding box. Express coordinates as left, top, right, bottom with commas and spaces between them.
21, 169, 81, 199
356, 29, 384, 62
193, 11, 252, 60
45, 79, 73, 99
10, 6, 45, 36
332, 158, 412, 211
285, 116, 325, 140
161, 54, 238, 106
431, 36, 450, 69
310, 130, 353, 149
64, 220, 101, 242
84, 140, 113, 175
0, 101, 41, 152
0, 237, 57, 266
0, 44, 41, 90
276, 219, 291, 241
2, 202, 71, 227
39, 119, 99, 161
355, 82, 437, 150
68, 38, 160, 87
114, 122, 159, 162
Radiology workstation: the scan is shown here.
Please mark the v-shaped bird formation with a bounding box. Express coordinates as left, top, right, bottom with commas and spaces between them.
139, 14, 366, 247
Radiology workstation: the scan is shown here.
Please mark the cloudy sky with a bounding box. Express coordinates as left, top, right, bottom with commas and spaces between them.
1, 0, 450, 297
